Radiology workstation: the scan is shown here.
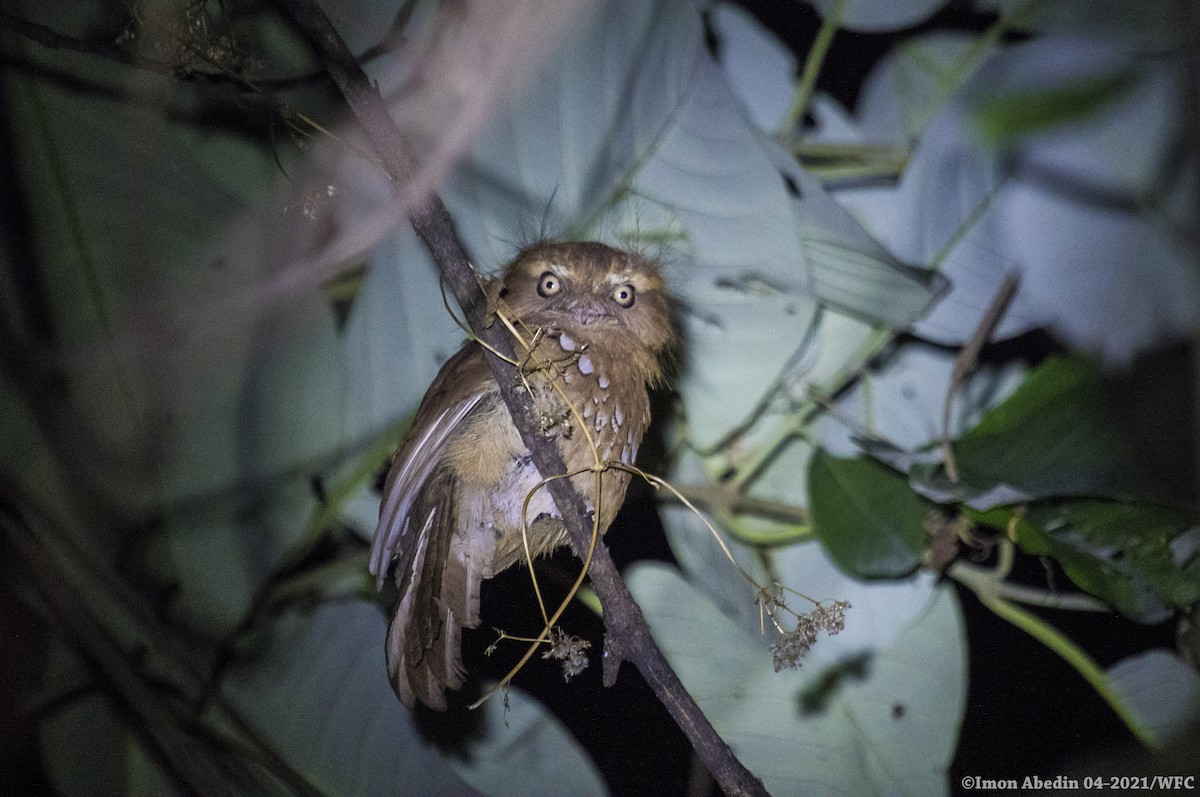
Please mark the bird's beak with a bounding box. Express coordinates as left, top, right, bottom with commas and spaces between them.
566, 298, 613, 325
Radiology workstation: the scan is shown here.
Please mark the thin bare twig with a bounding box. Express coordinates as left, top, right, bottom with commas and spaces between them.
272, 1, 768, 793
948, 561, 1110, 612
942, 273, 1020, 482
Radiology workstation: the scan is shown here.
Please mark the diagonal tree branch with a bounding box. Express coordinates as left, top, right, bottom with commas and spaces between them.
273, 1, 768, 794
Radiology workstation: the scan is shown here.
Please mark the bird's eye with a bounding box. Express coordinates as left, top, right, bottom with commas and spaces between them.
537, 271, 562, 298
612, 283, 636, 308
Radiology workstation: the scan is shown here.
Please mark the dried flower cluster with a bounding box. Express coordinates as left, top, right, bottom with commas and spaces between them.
485, 625, 591, 684
770, 600, 850, 672
542, 628, 592, 681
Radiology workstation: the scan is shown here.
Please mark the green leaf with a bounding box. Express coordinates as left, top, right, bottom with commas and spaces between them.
627, 563, 965, 796
951, 355, 1156, 502
823, 341, 1025, 459
808, 450, 931, 578
1015, 501, 1200, 623
972, 71, 1134, 146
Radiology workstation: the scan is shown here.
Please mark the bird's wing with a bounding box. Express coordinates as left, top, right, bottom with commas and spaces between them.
369, 343, 504, 708
368, 344, 493, 591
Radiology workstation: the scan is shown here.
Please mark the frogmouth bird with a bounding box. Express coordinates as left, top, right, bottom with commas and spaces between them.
369, 241, 676, 709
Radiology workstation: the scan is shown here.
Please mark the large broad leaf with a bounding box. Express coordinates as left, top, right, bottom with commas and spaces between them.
781, 156, 947, 327
808, 450, 931, 578
970, 70, 1135, 146
340, 226, 466, 447
995, 178, 1197, 364
164, 291, 351, 633
948, 355, 1176, 504
222, 602, 606, 797
608, 47, 943, 450
962, 41, 1195, 362
1107, 651, 1200, 748
854, 32, 995, 147
660, 452, 955, 681
710, 3, 796, 132
627, 562, 965, 796
619, 54, 818, 450
816, 32, 997, 261
440, 0, 704, 268
992, 502, 1200, 624
976, 0, 1189, 52
5, 44, 283, 523
808, 0, 950, 33
769, 541, 949, 658
659, 449, 786, 623
836, 35, 1198, 364
813, 340, 1024, 462
449, 682, 610, 797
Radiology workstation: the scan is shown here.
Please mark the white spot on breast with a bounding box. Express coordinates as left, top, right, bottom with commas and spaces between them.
563, 371, 574, 384
583, 403, 593, 419
613, 406, 624, 428
578, 354, 594, 375
598, 375, 609, 389
560, 333, 576, 352
595, 412, 608, 432
602, 445, 613, 461
620, 445, 632, 464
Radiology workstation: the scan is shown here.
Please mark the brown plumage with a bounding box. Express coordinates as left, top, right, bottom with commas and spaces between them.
369, 241, 676, 709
